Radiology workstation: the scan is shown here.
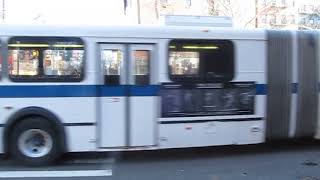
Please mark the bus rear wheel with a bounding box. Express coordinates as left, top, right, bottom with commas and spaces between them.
9, 117, 62, 166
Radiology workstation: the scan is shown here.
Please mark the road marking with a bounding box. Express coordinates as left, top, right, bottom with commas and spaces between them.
65, 157, 116, 164
0, 169, 112, 178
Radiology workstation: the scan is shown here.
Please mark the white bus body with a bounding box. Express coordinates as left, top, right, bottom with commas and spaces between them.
0, 25, 318, 165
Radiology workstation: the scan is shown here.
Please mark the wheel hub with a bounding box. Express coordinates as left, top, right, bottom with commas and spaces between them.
18, 129, 53, 158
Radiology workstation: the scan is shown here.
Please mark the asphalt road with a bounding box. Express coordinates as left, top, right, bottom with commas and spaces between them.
1, 141, 320, 180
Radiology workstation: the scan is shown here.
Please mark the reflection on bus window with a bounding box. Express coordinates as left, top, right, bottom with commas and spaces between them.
169, 51, 199, 75
134, 50, 150, 85
9, 50, 39, 76
102, 49, 123, 85
168, 40, 234, 83
43, 50, 84, 76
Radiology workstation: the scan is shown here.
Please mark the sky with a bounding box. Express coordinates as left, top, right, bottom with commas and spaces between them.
2, 0, 320, 26
4, 0, 135, 25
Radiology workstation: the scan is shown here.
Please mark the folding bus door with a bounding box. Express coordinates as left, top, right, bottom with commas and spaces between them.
99, 44, 127, 147
99, 44, 157, 148
128, 45, 157, 147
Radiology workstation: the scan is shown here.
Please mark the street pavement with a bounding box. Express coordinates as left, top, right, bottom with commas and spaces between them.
1, 141, 320, 180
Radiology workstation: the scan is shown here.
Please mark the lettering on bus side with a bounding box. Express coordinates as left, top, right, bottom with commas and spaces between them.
160, 82, 255, 117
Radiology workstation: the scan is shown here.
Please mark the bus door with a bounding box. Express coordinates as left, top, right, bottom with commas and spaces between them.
99, 44, 157, 148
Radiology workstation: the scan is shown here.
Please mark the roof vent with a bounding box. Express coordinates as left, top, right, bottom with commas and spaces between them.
159, 15, 233, 27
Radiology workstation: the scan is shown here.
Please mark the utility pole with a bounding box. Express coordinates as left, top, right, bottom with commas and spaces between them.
2, 0, 5, 22
137, 0, 141, 24
255, 0, 258, 28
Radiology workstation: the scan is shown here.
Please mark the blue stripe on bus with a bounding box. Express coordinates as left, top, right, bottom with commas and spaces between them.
256, 83, 298, 95
0, 85, 161, 97
0, 84, 278, 98
99, 85, 161, 96
99, 86, 127, 97
0, 85, 98, 98
128, 85, 161, 96
256, 84, 267, 95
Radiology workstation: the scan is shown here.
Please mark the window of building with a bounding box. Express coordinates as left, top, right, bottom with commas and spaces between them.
289, 15, 295, 24
269, 15, 276, 24
8, 37, 84, 82
263, 0, 267, 6
160, 0, 167, 4
169, 39, 234, 83
269, 0, 276, 4
261, 15, 267, 23
303, 5, 307, 12
309, 19, 314, 24
281, 15, 287, 24
309, 5, 314, 11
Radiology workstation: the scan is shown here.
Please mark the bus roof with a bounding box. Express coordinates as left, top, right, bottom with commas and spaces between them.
0, 24, 267, 40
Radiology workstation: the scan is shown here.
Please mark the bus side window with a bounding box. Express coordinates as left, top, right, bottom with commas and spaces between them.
9, 49, 40, 77
101, 49, 123, 85
8, 37, 84, 82
133, 50, 150, 85
169, 39, 234, 83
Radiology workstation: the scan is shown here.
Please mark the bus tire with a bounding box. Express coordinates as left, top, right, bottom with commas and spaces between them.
9, 116, 62, 166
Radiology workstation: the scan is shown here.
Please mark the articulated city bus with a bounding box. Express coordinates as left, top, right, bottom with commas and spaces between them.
0, 25, 318, 165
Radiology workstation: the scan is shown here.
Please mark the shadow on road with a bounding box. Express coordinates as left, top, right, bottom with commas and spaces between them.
115, 140, 320, 161
59, 139, 320, 164
1, 140, 320, 168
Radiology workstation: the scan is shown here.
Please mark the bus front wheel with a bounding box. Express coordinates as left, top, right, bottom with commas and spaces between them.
9, 117, 62, 166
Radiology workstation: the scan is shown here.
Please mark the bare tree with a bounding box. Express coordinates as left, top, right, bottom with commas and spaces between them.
208, 0, 294, 28
207, 0, 238, 17
207, 0, 257, 27
207, 0, 219, 16
155, 0, 159, 19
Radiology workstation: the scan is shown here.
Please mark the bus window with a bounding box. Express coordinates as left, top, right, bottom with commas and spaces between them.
8, 37, 84, 82
133, 50, 150, 85
9, 49, 39, 76
169, 51, 199, 76
169, 39, 234, 83
43, 49, 84, 77
101, 49, 123, 85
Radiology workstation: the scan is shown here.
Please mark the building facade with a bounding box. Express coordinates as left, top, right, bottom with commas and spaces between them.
256, 0, 320, 29
126, 0, 256, 28
297, 0, 320, 29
